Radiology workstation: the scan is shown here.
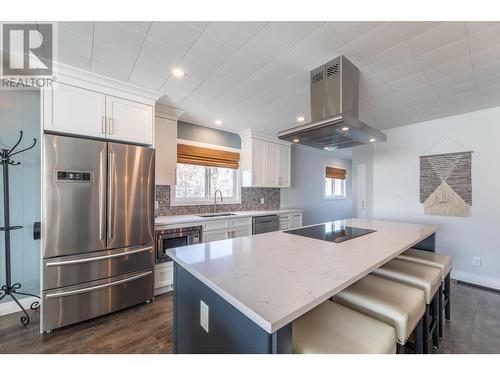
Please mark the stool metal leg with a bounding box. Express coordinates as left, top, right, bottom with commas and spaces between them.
444, 273, 451, 321
414, 317, 424, 354
438, 284, 443, 338
431, 293, 439, 348
423, 304, 431, 354
397, 343, 406, 354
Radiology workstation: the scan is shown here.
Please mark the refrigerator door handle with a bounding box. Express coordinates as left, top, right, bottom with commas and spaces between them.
45, 246, 152, 267
45, 271, 152, 299
99, 150, 106, 241
108, 150, 114, 240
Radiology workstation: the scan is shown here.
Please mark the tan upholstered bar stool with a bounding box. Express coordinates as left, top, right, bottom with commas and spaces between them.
293, 301, 396, 354
372, 258, 441, 353
331, 274, 426, 354
397, 248, 453, 337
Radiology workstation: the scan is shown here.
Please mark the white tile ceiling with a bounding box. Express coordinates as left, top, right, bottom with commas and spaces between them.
55, 21, 500, 135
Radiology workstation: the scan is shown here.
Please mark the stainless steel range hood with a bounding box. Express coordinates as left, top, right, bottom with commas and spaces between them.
278, 55, 386, 150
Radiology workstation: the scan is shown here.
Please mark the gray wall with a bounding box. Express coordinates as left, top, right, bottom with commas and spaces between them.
369, 105, 500, 290
0, 90, 41, 300
178, 121, 241, 149
280, 145, 353, 226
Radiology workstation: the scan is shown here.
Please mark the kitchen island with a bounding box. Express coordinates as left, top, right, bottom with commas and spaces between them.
166, 218, 438, 354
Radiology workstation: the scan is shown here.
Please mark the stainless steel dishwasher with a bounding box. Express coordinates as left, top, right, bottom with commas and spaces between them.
252, 215, 279, 234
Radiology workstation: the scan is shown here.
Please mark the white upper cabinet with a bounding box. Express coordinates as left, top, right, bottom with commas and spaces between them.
106, 95, 153, 145
155, 116, 178, 186
278, 144, 291, 188
266, 141, 279, 187
251, 138, 267, 187
240, 131, 292, 188
43, 78, 155, 145
43, 83, 106, 138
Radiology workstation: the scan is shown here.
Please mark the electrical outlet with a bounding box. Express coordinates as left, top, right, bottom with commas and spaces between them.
260, 197, 265, 204
472, 256, 481, 266
154, 201, 159, 210
200, 300, 209, 333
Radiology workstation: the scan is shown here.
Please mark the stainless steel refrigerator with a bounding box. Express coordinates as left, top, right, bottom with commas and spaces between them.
41, 134, 155, 332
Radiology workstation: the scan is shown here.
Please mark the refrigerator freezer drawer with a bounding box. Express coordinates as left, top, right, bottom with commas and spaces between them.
43, 245, 154, 290
41, 270, 153, 332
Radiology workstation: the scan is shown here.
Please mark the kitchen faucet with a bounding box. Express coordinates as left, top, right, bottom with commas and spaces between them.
214, 189, 223, 213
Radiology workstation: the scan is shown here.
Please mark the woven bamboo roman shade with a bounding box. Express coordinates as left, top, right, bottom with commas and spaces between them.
325, 166, 346, 179
177, 144, 240, 169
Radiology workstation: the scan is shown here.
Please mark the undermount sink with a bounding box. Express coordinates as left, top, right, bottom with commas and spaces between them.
197, 213, 237, 218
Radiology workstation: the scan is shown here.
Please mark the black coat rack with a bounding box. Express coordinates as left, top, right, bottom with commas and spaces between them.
0, 131, 40, 326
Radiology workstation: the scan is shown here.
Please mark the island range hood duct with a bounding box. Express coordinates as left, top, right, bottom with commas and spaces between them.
278, 55, 386, 150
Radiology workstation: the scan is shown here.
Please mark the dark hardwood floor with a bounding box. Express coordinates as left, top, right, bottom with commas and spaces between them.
1, 281, 499, 354
0, 293, 173, 354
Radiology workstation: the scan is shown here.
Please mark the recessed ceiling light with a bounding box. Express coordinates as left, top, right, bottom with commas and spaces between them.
341, 126, 349, 131
296, 116, 305, 122
172, 68, 185, 78
323, 146, 329, 150
369, 138, 376, 143
214, 119, 222, 125
293, 139, 300, 143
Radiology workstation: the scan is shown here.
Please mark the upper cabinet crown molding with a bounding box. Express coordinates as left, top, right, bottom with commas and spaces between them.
54, 62, 161, 105
239, 129, 291, 146
155, 104, 184, 120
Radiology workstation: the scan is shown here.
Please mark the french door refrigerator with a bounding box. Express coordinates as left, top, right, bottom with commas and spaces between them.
41, 134, 155, 332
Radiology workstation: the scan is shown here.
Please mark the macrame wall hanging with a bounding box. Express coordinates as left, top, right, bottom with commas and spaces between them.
419, 134, 473, 217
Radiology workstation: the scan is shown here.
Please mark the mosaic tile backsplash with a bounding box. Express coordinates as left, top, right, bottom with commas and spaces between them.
155, 185, 280, 216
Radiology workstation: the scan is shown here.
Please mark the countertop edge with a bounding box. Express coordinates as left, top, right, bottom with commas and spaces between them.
155, 209, 304, 226
169, 254, 274, 333
167, 222, 439, 333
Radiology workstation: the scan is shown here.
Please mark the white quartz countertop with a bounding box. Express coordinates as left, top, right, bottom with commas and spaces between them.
166, 218, 438, 334
155, 209, 303, 226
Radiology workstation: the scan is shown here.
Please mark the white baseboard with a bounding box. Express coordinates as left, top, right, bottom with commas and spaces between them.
452, 270, 500, 291
0, 296, 38, 317
154, 285, 173, 296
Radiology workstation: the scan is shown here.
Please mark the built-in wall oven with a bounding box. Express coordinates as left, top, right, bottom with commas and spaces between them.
155, 226, 202, 263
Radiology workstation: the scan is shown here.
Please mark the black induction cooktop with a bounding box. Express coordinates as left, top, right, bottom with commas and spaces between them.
284, 223, 376, 243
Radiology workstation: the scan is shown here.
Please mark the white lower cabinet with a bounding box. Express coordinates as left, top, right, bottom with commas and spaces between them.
203, 229, 230, 243
279, 211, 303, 230
230, 226, 253, 238
154, 262, 173, 296
291, 212, 303, 228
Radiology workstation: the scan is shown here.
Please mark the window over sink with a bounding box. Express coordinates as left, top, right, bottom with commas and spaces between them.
171, 142, 241, 206
171, 163, 241, 205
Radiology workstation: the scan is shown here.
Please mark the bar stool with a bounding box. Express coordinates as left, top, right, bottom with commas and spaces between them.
397, 248, 453, 337
293, 300, 397, 354
331, 274, 426, 354
372, 258, 441, 353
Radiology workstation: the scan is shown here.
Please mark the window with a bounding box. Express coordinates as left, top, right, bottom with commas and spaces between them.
172, 143, 241, 205
172, 163, 240, 205
325, 177, 346, 199
324, 166, 346, 199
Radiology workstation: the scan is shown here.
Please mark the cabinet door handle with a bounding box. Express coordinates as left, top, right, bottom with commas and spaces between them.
101, 116, 106, 134
108, 118, 113, 135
